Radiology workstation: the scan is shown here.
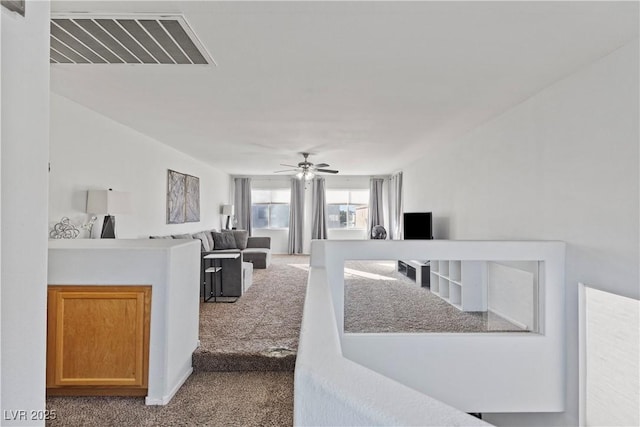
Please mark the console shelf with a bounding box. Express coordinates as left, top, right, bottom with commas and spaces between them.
397, 260, 430, 287
429, 260, 487, 311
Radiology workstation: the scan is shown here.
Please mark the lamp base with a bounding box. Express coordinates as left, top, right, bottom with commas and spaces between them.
225, 216, 231, 230
101, 215, 116, 239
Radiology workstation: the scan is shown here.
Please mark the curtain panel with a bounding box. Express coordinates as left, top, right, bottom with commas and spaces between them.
288, 178, 305, 254
311, 177, 328, 240
368, 178, 385, 239
233, 177, 252, 235
388, 172, 403, 240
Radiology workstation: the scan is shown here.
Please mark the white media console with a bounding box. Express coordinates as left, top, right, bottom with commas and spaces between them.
398, 259, 488, 312
397, 259, 430, 286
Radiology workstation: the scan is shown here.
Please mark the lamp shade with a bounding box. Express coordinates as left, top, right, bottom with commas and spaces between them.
221, 204, 233, 216
86, 190, 132, 215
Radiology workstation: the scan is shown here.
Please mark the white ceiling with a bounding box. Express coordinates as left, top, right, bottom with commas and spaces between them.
50, 1, 639, 176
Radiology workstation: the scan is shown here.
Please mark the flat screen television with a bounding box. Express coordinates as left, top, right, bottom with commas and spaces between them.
403, 212, 433, 240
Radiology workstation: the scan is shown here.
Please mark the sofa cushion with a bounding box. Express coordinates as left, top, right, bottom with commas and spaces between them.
212, 231, 237, 250
205, 230, 215, 251
232, 230, 249, 250
150, 235, 173, 239
242, 248, 271, 269
172, 234, 193, 240
192, 231, 212, 251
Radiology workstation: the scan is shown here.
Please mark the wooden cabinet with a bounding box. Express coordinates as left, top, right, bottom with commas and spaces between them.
46, 285, 151, 396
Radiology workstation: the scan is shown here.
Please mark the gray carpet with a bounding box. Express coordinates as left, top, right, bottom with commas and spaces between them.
46, 371, 293, 426
344, 260, 526, 333
194, 255, 309, 372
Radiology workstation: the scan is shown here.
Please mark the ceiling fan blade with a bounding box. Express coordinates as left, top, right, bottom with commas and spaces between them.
274, 169, 298, 173
316, 168, 339, 174
315, 163, 330, 168
280, 163, 298, 168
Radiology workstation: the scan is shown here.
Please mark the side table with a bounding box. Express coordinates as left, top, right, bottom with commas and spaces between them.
203, 252, 240, 303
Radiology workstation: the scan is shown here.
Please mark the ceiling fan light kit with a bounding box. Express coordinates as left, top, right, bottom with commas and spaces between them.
276, 153, 338, 180
296, 170, 315, 180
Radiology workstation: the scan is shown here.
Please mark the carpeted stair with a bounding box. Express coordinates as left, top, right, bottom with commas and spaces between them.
193, 255, 309, 373
193, 348, 297, 372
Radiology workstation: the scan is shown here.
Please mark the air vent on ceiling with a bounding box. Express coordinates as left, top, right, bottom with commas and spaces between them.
50, 14, 215, 65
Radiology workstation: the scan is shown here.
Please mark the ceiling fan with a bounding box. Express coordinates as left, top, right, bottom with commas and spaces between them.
275, 153, 339, 180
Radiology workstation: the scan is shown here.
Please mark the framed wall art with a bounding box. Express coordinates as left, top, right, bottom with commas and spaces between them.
166, 169, 200, 224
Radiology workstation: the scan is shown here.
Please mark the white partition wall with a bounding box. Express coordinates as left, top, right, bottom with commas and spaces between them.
579, 285, 639, 426
48, 239, 201, 405
295, 239, 565, 425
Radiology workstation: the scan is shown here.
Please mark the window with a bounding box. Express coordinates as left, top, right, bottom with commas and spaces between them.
327, 189, 369, 229
251, 189, 290, 229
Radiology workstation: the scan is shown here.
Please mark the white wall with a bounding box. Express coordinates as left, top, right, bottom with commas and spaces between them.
48, 239, 201, 406
402, 40, 639, 426
583, 287, 639, 426
298, 240, 565, 423
49, 94, 230, 238
1, 2, 51, 424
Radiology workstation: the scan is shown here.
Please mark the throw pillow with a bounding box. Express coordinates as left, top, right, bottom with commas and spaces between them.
212, 231, 237, 250
232, 230, 249, 250
205, 230, 215, 251
192, 232, 211, 251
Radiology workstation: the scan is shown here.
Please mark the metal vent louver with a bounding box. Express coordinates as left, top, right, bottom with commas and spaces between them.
50, 15, 215, 65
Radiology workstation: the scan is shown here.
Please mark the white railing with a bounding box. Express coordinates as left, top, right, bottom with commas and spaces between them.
294, 239, 565, 426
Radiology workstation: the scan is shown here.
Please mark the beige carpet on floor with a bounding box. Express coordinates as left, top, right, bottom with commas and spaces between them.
344, 260, 526, 333
194, 255, 309, 372
46, 371, 293, 427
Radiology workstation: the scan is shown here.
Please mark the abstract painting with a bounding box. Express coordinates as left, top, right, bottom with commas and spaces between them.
167, 170, 200, 224
185, 174, 200, 222
167, 170, 186, 224
1, 0, 25, 16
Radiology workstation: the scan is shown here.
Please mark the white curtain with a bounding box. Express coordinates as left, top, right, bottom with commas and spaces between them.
388, 172, 403, 240
233, 177, 252, 235
288, 178, 305, 254
367, 178, 385, 239
311, 177, 328, 240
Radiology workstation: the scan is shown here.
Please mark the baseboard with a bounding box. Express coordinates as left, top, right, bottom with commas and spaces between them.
488, 308, 529, 330
144, 367, 193, 406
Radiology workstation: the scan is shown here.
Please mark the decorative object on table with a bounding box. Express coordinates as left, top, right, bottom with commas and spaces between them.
371, 225, 387, 240
81, 215, 98, 238
50, 217, 80, 239
86, 189, 132, 238
166, 169, 200, 224
221, 204, 234, 230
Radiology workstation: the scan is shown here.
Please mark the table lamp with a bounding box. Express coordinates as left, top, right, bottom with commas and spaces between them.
86, 189, 132, 238
221, 204, 233, 230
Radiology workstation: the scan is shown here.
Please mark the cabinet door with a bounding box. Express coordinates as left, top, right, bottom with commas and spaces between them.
47, 286, 151, 389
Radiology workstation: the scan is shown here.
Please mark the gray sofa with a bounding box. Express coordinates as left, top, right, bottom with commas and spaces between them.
241, 236, 272, 269
150, 230, 271, 299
